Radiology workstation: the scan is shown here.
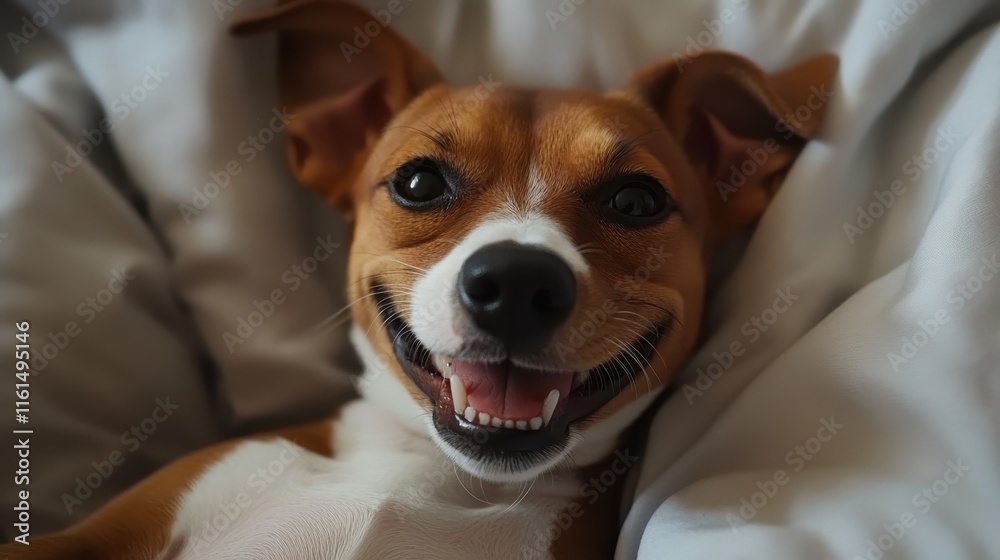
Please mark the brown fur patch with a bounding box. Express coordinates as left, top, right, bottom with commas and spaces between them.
0, 419, 335, 559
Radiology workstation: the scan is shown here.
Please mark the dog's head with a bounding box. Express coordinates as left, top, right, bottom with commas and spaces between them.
234, 0, 836, 482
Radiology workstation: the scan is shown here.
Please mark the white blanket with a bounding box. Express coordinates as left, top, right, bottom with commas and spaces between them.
2, 0, 999, 557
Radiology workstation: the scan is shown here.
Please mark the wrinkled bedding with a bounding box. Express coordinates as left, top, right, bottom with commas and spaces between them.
2, 0, 999, 558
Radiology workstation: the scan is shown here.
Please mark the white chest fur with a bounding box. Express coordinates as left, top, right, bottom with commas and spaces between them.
167, 401, 580, 560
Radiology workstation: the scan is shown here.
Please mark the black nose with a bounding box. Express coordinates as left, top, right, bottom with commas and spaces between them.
458, 242, 577, 352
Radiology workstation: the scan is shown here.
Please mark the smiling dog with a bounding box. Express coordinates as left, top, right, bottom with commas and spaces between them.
1, 1, 836, 558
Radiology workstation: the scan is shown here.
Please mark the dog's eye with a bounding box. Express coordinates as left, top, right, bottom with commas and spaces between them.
389, 160, 451, 209
599, 175, 672, 226
612, 184, 660, 217
400, 170, 446, 202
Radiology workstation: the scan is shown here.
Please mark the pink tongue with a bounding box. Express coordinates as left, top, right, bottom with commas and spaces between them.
452, 360, 574, 420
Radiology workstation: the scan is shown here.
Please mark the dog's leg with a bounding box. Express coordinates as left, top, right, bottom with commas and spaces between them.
0, 419, 336, 560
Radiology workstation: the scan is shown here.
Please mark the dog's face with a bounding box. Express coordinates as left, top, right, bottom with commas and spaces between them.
351, 88, 706, 481
235, 0, 835, 482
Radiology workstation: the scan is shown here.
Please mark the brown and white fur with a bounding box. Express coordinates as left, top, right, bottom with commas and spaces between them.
1, 1, 837, 559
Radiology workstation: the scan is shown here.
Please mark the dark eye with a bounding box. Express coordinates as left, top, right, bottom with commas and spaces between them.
389, 160, 451, 209
612, 184, 660, 217
599, 175, 672, 226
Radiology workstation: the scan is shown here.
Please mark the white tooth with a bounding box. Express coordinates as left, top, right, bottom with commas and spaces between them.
541, 389, 559, 426
529, 417, 543, 430
491, 417, 502, 428
464, 407, 476, 422
504, 420, 515, 429
450, 375, 467, 415
433, 355, 452, 378
516, 420, 528, 430
478, 412, 491, 426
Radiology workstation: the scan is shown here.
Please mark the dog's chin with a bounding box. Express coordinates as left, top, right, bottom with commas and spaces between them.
430, 427, 574, 483
373, 285, 665, 482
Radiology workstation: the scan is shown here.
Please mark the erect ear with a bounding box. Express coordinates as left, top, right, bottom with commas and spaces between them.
630, 52, 838, 240
231, 0, 442, 218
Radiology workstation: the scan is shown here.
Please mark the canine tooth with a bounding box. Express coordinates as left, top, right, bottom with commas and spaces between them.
433, 355, 453, 378
450, 375, 467, 415
541, 389, 559, 426
478, 412, 491, 426
504, 420, 515, 429
464, 407, 476, 422
516, 420, 528, 430
491, 417, 502, 428
529, 417, 543, 430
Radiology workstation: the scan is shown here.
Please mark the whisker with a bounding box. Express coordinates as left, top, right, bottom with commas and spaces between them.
350, 253, 429, 274
314, 292, 379, 330
623, 298, 683, 330
607, 336, 642, 398
503, 475, 535, 514
452, 462, 492, 505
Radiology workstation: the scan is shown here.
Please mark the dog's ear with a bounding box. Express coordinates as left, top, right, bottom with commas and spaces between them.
631, 52, 837, 240
232, 0, 442, 216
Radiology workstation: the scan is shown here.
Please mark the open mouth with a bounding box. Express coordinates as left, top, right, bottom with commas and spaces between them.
373, 284, 665, 459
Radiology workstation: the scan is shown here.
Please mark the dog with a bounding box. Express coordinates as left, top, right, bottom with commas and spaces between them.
1, 1, 836, 558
